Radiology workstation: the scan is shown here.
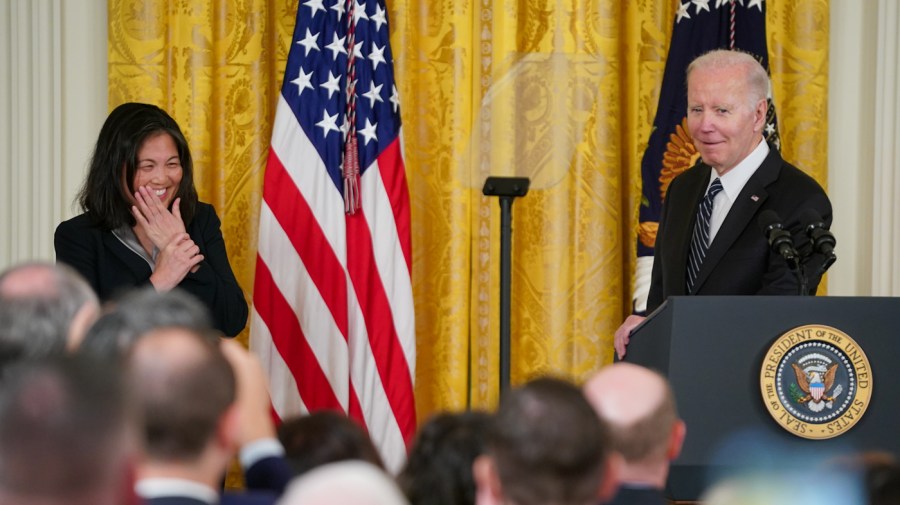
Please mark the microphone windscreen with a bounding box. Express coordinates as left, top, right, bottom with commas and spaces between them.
757, 209, 782, 233
799, 208, 825, 228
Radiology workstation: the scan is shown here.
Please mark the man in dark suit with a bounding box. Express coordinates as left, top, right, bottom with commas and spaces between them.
127, 326, 280, 505
584, 363, 685, 505
615, 49, 832, 358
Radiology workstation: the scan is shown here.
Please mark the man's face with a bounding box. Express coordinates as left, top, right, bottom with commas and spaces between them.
686, 65, 766, 175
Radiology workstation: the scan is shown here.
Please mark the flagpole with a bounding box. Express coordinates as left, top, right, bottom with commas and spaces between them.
482, 176, 530, 397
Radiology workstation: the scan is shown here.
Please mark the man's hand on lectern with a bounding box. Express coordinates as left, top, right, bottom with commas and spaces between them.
614, 315, 646, 359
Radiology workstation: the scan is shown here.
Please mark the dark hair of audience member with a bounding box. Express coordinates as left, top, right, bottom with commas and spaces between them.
0, 355, 137, 505
126, 326, 234, 460
278, 410, 384, 476
78, 102, 198, 230
488, 377, 612, 505
828, 452, 900, 505
80, 287, 213, 359
398, 410, 490, 505
0, 262, 98, 360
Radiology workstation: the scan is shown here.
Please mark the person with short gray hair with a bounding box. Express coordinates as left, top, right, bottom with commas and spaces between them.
0, 261, 99, 361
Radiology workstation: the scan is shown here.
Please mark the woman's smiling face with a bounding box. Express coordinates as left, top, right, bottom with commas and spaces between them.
127, 132, 183, 209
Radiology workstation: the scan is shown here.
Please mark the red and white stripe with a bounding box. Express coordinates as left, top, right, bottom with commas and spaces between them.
251, 97, 415, 473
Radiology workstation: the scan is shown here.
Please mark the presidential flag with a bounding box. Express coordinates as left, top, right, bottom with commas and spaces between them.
633, 0, 780, 312
251, 0, 415, 472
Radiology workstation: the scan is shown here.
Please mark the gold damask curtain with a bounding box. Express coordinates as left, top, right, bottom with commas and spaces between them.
108, 0, 829, 423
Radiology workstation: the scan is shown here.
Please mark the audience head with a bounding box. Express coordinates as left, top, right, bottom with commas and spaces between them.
864, 458, 900, 505
126, 325, 235, 463
278, 460, 409, 505
685, 49, 770, 175
80, 287, 212, 359
827, 452, 900, 505
583, 363, 685, 487
0, 355, 139, 505
0, 261, 99, 358
78, 101, 197, 230
474, 377, 618, 505
278, 410, 383, 476
398, 410, 490, 505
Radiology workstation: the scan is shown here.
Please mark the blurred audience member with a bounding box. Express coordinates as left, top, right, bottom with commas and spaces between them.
277, 461, 408, 505
278, 410, 383, 476
0, 261, 99, 357
79, 286, 212, 359
583, 363, 685, 505
0, 355, 140, 505
398, 411, 489, 505
828, 452, 900, 505
127, 326, 285, 504
473, 377, 619, 505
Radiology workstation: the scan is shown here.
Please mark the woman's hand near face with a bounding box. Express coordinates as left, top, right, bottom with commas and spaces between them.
149, 233, 204, 291
131, 186, 186, 249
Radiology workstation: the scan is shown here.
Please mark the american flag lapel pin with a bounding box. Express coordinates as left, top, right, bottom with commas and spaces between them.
751, 195, 760, 202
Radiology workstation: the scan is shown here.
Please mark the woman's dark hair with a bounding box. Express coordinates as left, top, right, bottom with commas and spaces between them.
398, 411, 491, 505
77, 102, 198, 230
277, 410, 384, 476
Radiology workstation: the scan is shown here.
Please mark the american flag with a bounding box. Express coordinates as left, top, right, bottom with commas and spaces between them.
250, 0, 415, 472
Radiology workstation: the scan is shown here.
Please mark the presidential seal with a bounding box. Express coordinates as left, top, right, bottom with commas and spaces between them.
760, 324, 873, 440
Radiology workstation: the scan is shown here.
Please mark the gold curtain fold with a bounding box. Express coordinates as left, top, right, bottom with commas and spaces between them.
108, 0, 830, 423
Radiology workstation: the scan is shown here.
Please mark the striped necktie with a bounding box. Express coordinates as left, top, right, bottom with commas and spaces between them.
686, 178, 723, 293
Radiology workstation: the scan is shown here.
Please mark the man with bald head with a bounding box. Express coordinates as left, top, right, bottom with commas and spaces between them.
0, 261, 99, 362
583, 363, 685, 505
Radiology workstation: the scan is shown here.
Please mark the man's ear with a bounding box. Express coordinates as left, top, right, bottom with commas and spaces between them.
216, 403, 241, 454
597, 451, 623, 503
473, 455, 503, 505
753, 98, 768, 132
667, 419, 687, 461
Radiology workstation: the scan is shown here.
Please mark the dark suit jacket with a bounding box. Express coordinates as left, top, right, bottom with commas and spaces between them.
143, 492, 277, 505
54, 202, 248, 337
244, 455, 294, 495
647, 147, 832, 313
605, 485, 668, 505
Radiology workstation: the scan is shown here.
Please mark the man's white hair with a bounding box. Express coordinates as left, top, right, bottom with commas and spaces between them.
687, 49, 770, 106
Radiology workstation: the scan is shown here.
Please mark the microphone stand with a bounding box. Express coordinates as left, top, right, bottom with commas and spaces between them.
482, 176, 530, 398
796, 263, 809, 296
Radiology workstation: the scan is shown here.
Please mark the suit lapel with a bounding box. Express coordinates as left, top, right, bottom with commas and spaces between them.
693, 149, 782, 291
102, 230, 153, 278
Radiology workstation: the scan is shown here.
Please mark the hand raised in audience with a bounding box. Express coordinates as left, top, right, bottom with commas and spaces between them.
219, 339, 277, 446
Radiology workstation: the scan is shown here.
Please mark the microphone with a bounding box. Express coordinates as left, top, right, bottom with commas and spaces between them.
758, 209, 798, 269
799, 208, 836, 272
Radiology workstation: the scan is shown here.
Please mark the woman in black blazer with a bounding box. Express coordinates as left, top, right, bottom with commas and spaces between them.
55, 102, 247, 337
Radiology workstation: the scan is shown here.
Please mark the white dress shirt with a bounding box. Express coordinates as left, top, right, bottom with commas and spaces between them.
707, 139, 769, 242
